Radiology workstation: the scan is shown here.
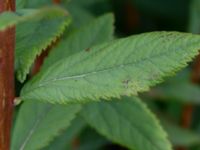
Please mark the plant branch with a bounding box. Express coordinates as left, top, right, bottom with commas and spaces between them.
53, 0, 61, 4
0, 0, 15, 150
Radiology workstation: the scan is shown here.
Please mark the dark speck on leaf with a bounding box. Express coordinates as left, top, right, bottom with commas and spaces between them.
122, 79, 131, 89
85, 48, 91, 52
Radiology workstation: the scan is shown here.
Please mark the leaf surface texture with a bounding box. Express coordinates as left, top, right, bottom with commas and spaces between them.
11, 101, 81, 150
81, 97, 172, 150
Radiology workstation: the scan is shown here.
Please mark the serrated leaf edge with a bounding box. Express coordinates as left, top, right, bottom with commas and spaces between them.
17, 17, 71, 82
16, 104, 81, 150
82, 98, 173, 150
21, 32, 200, 104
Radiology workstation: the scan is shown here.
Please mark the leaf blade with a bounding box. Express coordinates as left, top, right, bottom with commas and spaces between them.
14, 7, 70, 82
42, 117, 86, 150
0, 6, 68, 31
21, 32, 200, 104
81, 97, 172, 150
42, 13, 114, 69
161, 119, 200, 147
11, 101, 81, 150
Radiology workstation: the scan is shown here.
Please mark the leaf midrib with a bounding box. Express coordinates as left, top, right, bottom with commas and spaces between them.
23, 43, 192, 96
109, 104, 169, 150
18, 105, 52, 150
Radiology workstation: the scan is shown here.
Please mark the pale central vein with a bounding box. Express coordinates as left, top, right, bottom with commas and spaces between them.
38, 64, 125, 87
19, 106, 52, 150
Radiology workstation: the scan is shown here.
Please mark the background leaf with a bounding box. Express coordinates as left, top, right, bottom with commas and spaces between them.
17, 0, 50, 9
15, 7, 70, 82
161, 119, 200, 147
11, 101, 81, 150
65, 1, 95, 29
42, 13, 114, 69
149, 82, 200, 104
0, 7, 67, 31
189, 0, 200, 33
130, 0, 188, 20
77, 127, 109, 150
81, 97, 172, 150
43, 117, 86, 150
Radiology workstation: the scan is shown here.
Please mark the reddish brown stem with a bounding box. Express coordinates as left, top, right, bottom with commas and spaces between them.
0, 0, 15, 150
53, 0, 61, 4
72, 138, 80, 150
181, 105, 193, 128
178, 105, 193, 150
181, 55, 200, 126
31, 49, 50, 76
124, 2, 140, 33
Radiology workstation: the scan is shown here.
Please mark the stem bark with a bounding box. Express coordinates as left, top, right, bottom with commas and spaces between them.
0, 0, 15, 149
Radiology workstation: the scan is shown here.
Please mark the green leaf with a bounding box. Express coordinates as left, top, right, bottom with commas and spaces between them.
0, 6, 70, 82
0, 6, 68, 31
41, 14, 114, 149
16, 0, 71, 9
77, 127, 109, 150
43, 118, 108, 150
65, 5, 94, 30
15, 7, 70, 82
66, 0, 103, 8
21, 32, 200, 104
16, 0, 51, 9
130, 0, 187, 20
42, 13, 114, 69
16, 0, 27, 9
189, 0, 200, 33
150, 82, 200, 104
64, 0, 113, 30
11, 101, 81, 150
64, 0, 96, 29
81, 97, 172, 150
43, 117, 86, 150
146, 69, 200, 104
161, 119, 200, 147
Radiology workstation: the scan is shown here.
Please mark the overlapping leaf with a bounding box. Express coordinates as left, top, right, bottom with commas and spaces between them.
146, 69, 200, 103
21, 32, 200, 104
43, 117, 86, 150
64, 0, 95, 29
189, 0, 200, 33
0, 6, 67, 31
77, 128, 109, 150
16, 0, 50, 9
130, 0, 187, 20
42, 13, 114, 69
15, 7, 70, 82
150, 82, 200, 104
81, 97, 172, 150
0, 6, 70, 82
161, 120, 200, 147
11, 101, 81, 150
